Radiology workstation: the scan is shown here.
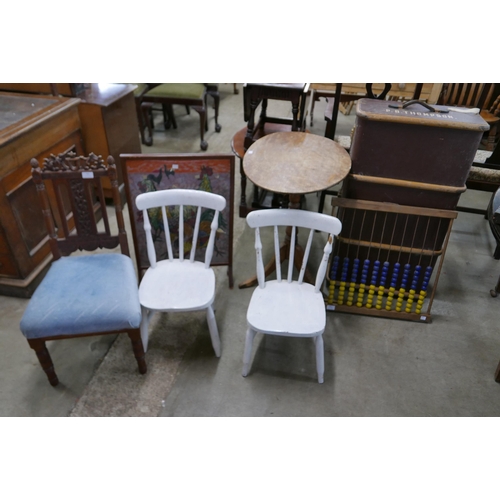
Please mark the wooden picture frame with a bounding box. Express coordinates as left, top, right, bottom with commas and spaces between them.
122, 153, 235, 288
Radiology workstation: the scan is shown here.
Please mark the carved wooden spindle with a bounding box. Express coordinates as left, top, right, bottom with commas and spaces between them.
31, 158, 62, 260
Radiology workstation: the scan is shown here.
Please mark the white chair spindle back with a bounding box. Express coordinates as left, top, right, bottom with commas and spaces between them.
204, 210, 220, 269
142, 209, 157, 268
255, 227, 265, 288
161, 205, 174, 261
298, 228, 315, 284
315, 234, 334, 293
287, 225, 296, 283
273, 225, 281, 282
190, 206, 202, 263
246, 208, 342, 291
179, 204, 184, 261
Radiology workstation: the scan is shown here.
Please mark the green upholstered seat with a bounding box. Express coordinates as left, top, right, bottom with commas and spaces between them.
145, 83, 205, 100
132, 83, 149, 96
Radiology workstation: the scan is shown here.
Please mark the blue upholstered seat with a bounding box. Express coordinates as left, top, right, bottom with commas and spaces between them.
20, 254, 142, 340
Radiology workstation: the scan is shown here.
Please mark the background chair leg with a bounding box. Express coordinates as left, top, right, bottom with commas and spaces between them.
206, 306, 221, 357
161, 104, 177, 129
128, 330, 147, 374
318, 190, 327, 214
28, 338, 59, 386
140, 103, 154, 146
192, 105, 208, 150
242, 327, 257, 377
495, 359, 500, 382
314, 335, 325, 383
207, 89, 221, 133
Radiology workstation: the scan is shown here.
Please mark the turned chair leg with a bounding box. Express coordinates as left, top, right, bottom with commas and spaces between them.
206, 305, 221, 357
141, 102, 154, 146
162, 103, 177, 130
314, 335, 325, 384
128, 330, 147, 375
242, 327, 257, 377
206, 89, 221, 133
192, 104, 208, 150
135, 98, 148, 145
28, 338, 59, 386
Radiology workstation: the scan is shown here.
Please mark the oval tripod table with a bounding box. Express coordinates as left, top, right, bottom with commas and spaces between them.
239, 131, 352, 289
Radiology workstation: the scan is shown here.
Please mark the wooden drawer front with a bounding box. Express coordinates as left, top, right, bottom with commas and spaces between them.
0, 131, 84, 278
0, 252, 18, 278
0, 225, 9, 254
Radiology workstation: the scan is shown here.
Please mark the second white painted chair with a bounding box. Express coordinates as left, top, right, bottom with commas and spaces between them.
242, 208, 342, 383
136, 189, 226, 355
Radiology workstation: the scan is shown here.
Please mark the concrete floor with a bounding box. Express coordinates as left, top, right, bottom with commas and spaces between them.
1, 84, 500, 416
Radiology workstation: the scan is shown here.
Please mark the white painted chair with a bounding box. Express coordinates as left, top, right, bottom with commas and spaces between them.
135, 189, 226, 355
242, 208, 342, 383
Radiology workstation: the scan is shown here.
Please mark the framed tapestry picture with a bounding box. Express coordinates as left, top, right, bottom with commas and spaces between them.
122, 153, 235, 288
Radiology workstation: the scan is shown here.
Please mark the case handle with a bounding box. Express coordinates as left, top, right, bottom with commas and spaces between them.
388, 100, 449, 114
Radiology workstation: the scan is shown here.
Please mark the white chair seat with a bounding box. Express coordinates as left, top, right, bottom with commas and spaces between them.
247, 280, 326, 336
139, 260, 215, 312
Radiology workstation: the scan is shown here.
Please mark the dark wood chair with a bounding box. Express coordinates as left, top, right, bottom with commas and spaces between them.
438, 83, 500, 151
141, 83, 221, 150
495, 359, 500, 383
19, 152, 147, 386
242, 83, 309, 150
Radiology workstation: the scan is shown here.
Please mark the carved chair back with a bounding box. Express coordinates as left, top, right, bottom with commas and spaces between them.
31, 152, 129, 260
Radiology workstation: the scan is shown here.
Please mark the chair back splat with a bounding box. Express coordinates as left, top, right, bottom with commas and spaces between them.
242, 208, 342, 383
247, 209, 342, 289
135, 188, 226, 355
136, 189, 225, 269
31, 152, 129, 259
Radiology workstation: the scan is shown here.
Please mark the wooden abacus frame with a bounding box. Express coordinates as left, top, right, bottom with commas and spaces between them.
325, 197, 458, 323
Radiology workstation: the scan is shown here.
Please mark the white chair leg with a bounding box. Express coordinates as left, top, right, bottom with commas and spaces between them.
140, 306, 150, 352
314, 335, 324, 384
242, 327, 257, 377
206, 305, 221, 357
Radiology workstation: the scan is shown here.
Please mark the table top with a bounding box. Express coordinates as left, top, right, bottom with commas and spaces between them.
0, 92, 80, 146
243, 132, 352, 195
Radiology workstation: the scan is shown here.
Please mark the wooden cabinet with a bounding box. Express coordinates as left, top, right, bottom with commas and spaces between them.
77, 84, 141, 197
0, 92, 84, 297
